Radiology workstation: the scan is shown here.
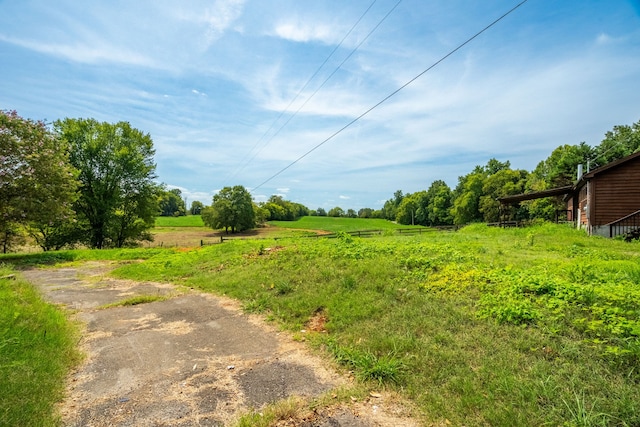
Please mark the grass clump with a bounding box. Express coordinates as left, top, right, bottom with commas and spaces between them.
98, 294, 168, 309
0, 265, 81, 426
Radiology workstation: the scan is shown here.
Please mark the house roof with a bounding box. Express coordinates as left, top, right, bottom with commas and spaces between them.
499, 150, 640, 205
498, 185, 574, 204
576, 149, 640, 184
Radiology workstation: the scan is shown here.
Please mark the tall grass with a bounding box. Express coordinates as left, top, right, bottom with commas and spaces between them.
109, 223, 640, 426
0, 265, 81, 426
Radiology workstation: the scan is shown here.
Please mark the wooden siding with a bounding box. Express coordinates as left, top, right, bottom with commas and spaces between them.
578, 185, 588, 226
591, 156, 640, 226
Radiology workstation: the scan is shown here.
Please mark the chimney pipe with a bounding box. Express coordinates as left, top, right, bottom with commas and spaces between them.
577, 164, 583, 181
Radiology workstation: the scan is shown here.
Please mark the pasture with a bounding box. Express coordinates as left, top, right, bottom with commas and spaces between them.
2, 221, 640, 426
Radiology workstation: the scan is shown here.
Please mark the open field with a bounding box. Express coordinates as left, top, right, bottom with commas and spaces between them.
155, 215, 205, 227
150, 215, 427, 248
4, 222, 640, 426
268, 216, 428, 233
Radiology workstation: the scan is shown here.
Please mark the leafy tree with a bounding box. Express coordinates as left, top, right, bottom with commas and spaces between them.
346, 209, 357, 218
315, 207, 327, 217
159, 188, 186, 217
190, 200, 204, 215
381, 190, 404, 220
358, 208, 373, 218
1, 110, 78, 252
592, 119, 640, 167
396, 192, 427, 225
55, 118, 159, 248
479, 169, 528, 222
253, 203, 270, 226
328, 206, 344, 217
532, 143, 593, 188
261, 195, 309, 221
425, 180, 453, 225
451, 173, 485, 225
202, 185, 255, 233
29, 218, 83, 252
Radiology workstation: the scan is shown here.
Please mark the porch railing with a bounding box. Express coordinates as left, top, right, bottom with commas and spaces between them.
607, 209, 640, 238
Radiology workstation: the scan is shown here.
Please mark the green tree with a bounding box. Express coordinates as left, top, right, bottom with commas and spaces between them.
451, 173, 485, 225
55, 118, 159, 249
328, 206, 344, 217
479, 169, 529, 222
358, 208, 373, 218
381, 190, 404, 220
425, 180, 453, 226
159, 188, 186, 217
202, 185, 255, 233
346, 209, 357, 218
1, 110, 78, 252
396, 192, 427, 225
315, 207, 327, 217
593, 119, 640, 167
190, 200, 204, 215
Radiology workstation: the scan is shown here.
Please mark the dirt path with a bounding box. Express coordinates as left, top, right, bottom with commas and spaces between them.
22, 262, 418, 427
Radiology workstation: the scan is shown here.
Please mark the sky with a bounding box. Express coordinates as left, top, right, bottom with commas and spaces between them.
1, 0, 639, 210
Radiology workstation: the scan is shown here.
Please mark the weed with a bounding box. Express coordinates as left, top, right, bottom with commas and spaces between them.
341, 275, 357, 290
562, 391, 610, 427
98, 294, 168, 309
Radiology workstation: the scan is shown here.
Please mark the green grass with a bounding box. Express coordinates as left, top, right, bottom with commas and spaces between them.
98, 294, 168, 309
268, 216, 428, 233
4, 223, 640, 425
0, 265, 81, 426
155, 215, 204, 227
106, 223, 640, 426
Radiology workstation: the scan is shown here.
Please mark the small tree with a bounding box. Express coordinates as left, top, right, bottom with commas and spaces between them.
190, 201, 204, 215
328, 206, 344, 217
159, 188, 186, 216
202, 185, 255, 233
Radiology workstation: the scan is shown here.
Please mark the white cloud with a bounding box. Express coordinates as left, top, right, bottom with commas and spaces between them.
273, 22, 335, 43
339, 195, 351, 200
276, 187, 290, 193
0, 34, 157, 67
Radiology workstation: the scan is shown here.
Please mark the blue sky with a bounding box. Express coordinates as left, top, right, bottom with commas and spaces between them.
1, 0, 639, 210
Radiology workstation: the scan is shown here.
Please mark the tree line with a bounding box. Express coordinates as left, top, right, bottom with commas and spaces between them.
2, 109, 638, 251
346, 119, 639, 226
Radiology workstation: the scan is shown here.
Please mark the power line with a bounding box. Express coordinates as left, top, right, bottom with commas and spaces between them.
224, 0, 379, 183
236, 0, 403, 176
252, 0, 530, 192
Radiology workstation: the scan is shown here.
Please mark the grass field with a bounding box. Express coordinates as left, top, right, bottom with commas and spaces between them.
155, 215, 204, 227
3, 222, 640, 426
0, 266, 81, 426
268, 216, 427, 232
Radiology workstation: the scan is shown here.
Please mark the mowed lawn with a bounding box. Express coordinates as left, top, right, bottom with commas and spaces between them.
268, 216, 428, 232
155, 215, 205, 227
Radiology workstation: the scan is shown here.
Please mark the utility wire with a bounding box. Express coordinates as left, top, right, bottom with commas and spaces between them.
224, 0, 378, 183
252, 0, 530, 191
237, 0, 403, 177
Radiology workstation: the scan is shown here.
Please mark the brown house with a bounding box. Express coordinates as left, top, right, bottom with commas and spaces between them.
499, 150, 640, 237
566, 150, 640, 237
